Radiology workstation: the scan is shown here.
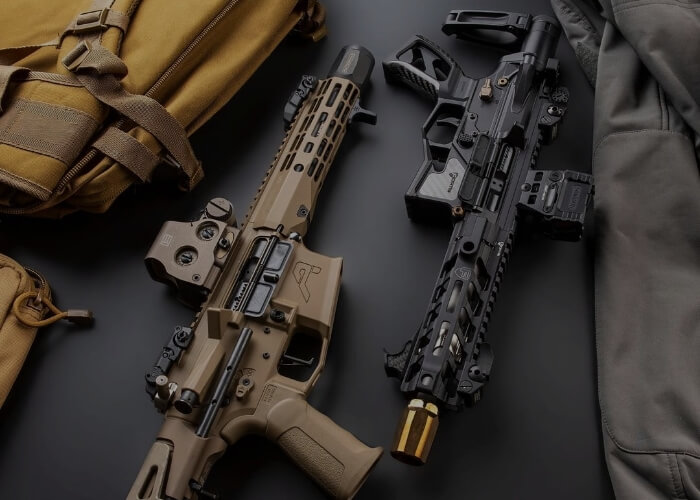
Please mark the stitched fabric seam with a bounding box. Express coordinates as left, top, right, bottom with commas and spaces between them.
0, 99, 95, 163
656, 82, 663, 130
592, 129, 690, 160
0, 166, 51, 195
594, 128, 699, 459
614, 0, 700, 13
558, 1, 603, 43
673, 454, 688, 498
666, 453, 683, 498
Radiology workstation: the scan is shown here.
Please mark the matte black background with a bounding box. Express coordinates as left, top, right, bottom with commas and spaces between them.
0, 1, 614, 499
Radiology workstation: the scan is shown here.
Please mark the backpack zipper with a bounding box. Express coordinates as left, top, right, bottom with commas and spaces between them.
53, 0, 243, 199
147, 0, 241, 98
23, 267, 51, 308
2, 0, 277, 215
21, 266, 93, 325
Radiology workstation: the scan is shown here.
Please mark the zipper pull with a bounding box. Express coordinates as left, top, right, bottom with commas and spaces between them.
13, 292, 94, 328
64, 309, 94, 326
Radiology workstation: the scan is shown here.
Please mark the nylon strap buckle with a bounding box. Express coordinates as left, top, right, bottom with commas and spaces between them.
72, 9, 110, 34
61, 41, 91, 72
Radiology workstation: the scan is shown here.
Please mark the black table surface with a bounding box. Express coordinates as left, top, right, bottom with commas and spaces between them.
0, 0, 614, 498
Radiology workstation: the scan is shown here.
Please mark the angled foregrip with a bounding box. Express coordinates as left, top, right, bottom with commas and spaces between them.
383, 35, 462, 102
266, 398, 383, 499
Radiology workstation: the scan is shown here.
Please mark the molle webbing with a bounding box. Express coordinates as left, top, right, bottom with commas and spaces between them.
61, 41, 203, 187
92, 126, 160, 182
0, 66, 27, 111
60, 0, 202, 188
61, 8, 131, 41
0, 0, 201, 189
0, 0, 327, 216
0, 99, 99, 165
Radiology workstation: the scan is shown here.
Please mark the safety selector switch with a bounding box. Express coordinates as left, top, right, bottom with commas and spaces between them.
517, 170, 593, 241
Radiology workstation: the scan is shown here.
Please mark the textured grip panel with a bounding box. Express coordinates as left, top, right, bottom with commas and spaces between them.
266, 397, 383, 499
279, 427, 345, 493
383, 60, 439, 101
384, 340, 413, 379
383, 35, 463, 103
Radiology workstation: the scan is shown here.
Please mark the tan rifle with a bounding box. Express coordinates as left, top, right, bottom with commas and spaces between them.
128, 45, 381, 500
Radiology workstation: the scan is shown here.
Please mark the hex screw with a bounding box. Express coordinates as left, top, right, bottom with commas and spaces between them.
177, 251, 195, 265
270, 309, 285, 323
199, 226, 216, 240
547, 105, 563, 117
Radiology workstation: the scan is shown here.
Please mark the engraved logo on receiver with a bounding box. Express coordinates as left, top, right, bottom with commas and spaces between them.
447, 172, 458, 193
568, 185, 582, 211
455, 267, 471, 280
293, 262, 322, 302
160, 233, 174, 247
418, 158, 465, 201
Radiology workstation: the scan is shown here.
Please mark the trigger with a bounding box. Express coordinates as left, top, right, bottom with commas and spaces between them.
436, 117, 461, 128
349, 101, 377, 125
384, 340, 413, 379
280, 353, 315, 367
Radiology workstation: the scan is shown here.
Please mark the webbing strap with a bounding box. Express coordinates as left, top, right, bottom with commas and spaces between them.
21, 71, 82, 87
0, 40, 60, 66
93, 126, 161, 181
62, 8, 130, 41
0, 65, 84, 114
0, 66, 28, 112
0, 98, 99, 165
62, 41, 127, 76
0, 0, 123, 64
62, 41, 203, 189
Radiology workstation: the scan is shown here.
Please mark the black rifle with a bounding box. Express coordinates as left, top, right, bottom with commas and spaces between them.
383, 10, 593, 465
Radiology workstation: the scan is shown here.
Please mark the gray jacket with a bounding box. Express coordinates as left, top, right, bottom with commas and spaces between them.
551, 0, 700, 498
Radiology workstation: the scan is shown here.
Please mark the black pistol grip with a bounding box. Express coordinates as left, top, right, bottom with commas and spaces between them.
383, 35, 464, 102
442, 10, 532, 49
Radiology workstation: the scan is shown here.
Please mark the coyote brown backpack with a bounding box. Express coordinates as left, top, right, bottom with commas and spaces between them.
0, 0, 326, 217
